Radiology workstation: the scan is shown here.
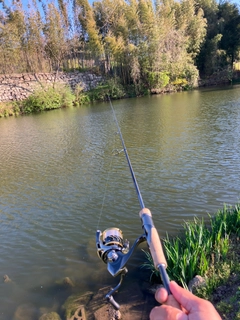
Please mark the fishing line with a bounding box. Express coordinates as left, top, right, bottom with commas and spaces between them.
96, 126, 121, 230
96, 145, 114, 231
109, 98, 145, 209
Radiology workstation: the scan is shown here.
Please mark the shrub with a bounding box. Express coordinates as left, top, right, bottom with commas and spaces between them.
147, 71, 170, 90
85, 77, 126, 102
20, 85, 74, 114
106, 77, 126, 99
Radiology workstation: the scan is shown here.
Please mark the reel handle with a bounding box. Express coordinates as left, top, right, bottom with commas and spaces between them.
106, 294, 120, 310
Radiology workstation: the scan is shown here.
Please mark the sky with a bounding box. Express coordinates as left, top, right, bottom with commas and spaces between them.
1, 0, 240, 15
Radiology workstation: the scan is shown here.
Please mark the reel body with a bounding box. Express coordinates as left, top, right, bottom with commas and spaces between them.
96, 228, 129, 265
96, 227, 146, 309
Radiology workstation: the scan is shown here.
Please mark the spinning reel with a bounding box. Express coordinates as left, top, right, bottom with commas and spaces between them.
96, 227, 146, 309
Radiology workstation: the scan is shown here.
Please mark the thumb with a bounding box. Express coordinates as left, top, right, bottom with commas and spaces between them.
150, 305, 188, 320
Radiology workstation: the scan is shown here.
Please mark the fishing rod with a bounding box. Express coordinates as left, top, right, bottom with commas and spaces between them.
96, 99, 172, 310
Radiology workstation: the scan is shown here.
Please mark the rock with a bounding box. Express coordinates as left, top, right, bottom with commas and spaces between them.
88, 286, 112, 319
188, 275, 206, 293
94, 282, 156, 320
55, 277, 75, 288
94, 304, 109, 320
39, 312, 61, 320
62, 291, 93, 320
94, 305, 121, 320
68, 306, 86, 320
62, 281, 156, 320
13, 303, 37, 320
3, 274, 11, 283
108, 306, 121, 320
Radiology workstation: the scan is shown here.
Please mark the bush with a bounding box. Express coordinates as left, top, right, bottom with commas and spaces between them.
20, 85, 74, 114
147, 71, 170, 90
85, 77, 126, 102
73, 84, 90, 107
106, 78, 126, 99
171, 78, 188, 88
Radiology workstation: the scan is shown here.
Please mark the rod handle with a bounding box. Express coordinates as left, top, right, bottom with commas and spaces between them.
139, 208, 181, 310
139, 208, 167, 268
158, 265, 181, 309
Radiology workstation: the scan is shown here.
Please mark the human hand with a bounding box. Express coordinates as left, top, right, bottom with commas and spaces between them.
150, 281, 222, 320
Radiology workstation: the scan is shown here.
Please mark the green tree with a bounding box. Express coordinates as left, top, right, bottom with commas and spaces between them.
218, 1, 240, 67
195, 0, 219, 75
174, 0, 207, 59
75, 0, 103, 56
196, 0, 240, 76
24, 8, 46, 72
0, 1, 28, 73
44, 2, 69, 73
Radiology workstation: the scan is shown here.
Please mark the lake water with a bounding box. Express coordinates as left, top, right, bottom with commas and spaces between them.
0, 86, 240, 319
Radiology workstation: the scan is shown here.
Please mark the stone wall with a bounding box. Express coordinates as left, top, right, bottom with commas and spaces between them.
0, 72, 103, 102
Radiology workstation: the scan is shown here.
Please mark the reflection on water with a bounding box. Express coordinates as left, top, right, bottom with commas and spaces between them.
0, 86, 240, 318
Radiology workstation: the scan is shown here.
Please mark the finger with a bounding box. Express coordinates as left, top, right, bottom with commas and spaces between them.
170, 281, 222, 319
150, 305, 188, 320
169, 281, 203, 312
165, 294, 182, 310
155, 287, 168, 304
155, 285, 181, 310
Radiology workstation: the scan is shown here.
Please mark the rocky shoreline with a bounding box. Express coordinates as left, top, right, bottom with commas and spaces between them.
8, 273, 157, 320
6, 256, 240, 320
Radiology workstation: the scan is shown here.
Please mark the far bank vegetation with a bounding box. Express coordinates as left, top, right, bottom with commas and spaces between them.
1, 0, 240, 93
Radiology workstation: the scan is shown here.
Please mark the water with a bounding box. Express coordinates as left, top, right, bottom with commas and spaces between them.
0, 86, 240, 319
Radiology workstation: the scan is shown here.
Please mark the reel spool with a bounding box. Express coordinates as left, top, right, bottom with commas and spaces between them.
96, 227, 129, 264
102, 228, 124, 247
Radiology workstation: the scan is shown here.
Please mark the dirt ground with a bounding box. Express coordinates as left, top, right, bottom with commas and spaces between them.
90, 238, 240, 320
93, 281, 156, 320
90, 271, 240, 320
211, 272, 240, 320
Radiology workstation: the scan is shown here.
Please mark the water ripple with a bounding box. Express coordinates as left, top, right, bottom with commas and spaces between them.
0, 88, 240, 318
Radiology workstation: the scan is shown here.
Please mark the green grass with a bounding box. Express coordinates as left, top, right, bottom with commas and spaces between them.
0, 102, 20, 117
0, 84, 76, 118
0, 78, 126, 118
19, 84, 75, 114
141, 204, 240, 291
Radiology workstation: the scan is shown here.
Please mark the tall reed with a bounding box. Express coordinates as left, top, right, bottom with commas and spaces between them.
141, 204, 240, 288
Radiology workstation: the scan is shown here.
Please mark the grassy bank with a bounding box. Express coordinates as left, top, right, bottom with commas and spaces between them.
141, 204, 240, 319
0, 78, 132, 118
0, 75, 189, 118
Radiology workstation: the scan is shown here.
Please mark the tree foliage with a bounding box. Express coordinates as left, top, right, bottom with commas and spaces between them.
0, 0, 239, 90
196, 0, 240, 75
